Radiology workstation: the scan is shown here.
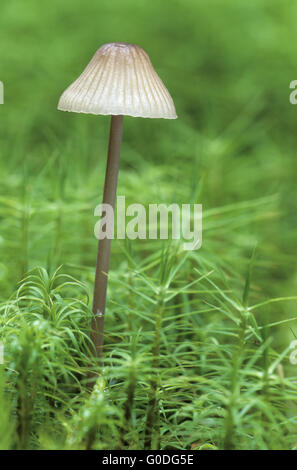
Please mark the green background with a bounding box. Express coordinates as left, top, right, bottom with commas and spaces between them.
0, 0, 297, 450
1, 0, 296, 342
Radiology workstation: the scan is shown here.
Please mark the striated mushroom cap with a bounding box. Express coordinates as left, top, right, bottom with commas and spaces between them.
58, 42, 177, 119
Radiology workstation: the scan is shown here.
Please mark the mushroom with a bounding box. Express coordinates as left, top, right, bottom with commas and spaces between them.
58, 42, 177, 361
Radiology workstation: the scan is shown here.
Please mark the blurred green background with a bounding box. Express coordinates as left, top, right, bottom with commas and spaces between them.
0, 0, 297, 357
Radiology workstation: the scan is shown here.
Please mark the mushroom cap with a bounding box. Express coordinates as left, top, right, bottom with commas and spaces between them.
58, 42, 177, 119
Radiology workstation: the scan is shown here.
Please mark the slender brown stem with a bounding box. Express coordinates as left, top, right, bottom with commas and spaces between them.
91, 115, 123, 360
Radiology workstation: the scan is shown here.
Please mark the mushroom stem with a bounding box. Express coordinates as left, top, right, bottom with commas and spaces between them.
91, 114, 123, 359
